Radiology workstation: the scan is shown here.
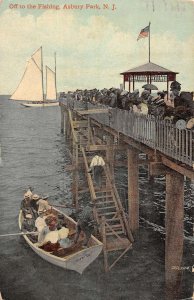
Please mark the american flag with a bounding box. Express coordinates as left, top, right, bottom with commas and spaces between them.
137, 25, 150, 41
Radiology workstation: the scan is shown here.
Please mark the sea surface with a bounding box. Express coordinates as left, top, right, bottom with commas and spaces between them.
0, 96, 193, 300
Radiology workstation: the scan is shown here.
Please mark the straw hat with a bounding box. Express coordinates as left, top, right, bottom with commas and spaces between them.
32, 194, 40, 201
24, 189, 33, 200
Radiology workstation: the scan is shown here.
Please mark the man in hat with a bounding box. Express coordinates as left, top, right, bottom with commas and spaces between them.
21, 187, 34, 218
21, 213, 37, 242
37, 195, 51, 215
29, 194, 40, 218
88, 154, 105, 187
74, 202, 97, 248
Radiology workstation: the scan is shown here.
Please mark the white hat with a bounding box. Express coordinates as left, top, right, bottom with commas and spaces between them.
24, 190, 33, 199
25, 213, 32, 219
32, 194, 40, 201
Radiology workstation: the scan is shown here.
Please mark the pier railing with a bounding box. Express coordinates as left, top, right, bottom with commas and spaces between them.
60, 97, 194, 168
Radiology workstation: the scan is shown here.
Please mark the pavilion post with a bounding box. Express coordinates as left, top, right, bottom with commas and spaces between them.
129, 77, 131, 92
123, 76, 125, 90
132, 75, 135, 91
167, 75, 169, 99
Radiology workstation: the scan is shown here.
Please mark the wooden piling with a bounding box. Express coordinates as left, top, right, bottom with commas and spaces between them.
128, 148, 139, 232
101, 216, 109, 272
165, 170, 184, 300
60, 107, 64, 134
106, 134, 115, 180
72, 141, 79, 209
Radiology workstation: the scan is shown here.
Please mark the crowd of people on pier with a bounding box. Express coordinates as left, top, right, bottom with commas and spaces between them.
60, 81, 194, 127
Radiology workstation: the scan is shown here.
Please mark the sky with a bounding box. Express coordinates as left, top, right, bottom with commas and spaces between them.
0, 0, 194, 94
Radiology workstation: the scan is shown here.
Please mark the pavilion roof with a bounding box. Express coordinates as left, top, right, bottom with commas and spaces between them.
121, 62, 178, 75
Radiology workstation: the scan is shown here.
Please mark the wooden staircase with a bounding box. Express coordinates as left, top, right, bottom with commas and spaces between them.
68, 109, 133, 271
82, 147, 133, 271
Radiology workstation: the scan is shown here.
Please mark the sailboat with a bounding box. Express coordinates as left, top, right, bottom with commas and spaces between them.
10, 47, 59, 107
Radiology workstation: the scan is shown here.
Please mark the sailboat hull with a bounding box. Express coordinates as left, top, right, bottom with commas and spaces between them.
21, 102, 59, 107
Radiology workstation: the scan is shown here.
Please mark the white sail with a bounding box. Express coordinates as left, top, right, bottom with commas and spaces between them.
46, 66, 56, 101
31, 47, 42, 70
10, 47, 43, 101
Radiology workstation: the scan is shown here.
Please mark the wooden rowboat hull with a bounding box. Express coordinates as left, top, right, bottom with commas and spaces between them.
19, 210, 103, 274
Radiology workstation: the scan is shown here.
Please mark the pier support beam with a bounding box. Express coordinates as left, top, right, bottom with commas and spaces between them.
165, 170, 184, 300
65, 110, 71, 140
106, 134, 115, 180
60, 107, 65, 134
72, 141, 79, 209
127, 148, 139, 232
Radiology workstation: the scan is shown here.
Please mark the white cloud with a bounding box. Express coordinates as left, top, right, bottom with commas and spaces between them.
0, 9, 193, 94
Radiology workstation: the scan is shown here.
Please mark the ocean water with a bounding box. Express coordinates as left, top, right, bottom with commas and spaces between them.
0, 96, 193, 300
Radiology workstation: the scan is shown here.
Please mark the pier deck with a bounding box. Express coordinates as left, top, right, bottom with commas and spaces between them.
59, 96, 193, 297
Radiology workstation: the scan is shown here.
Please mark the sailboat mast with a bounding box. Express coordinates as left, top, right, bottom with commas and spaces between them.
41, 46, 44, 102
45, 66, 47, 101
54, 52, 57, 100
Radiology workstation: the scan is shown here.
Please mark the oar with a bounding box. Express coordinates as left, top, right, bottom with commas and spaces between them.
0, 231, 38, 237
50, 203, 73, 209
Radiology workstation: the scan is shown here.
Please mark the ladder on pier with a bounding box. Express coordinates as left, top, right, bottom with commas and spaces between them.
68, 110, 133, 271
82, 147, 133, 271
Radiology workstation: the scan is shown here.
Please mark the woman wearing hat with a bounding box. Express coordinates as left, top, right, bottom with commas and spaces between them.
37, 214, 60, 252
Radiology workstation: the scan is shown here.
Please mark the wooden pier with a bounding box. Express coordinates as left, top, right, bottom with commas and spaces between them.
59, 96, 193, 298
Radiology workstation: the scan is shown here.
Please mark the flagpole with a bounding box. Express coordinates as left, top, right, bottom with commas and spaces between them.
54, 52, 57, 100
149, 22, 151, 63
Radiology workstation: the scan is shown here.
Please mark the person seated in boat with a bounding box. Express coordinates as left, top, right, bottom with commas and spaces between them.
74, 202, 97, 248
35, 210, 47, 234
21, 213, 37, 243
37, 215, 60, 252
29, 194, 40, 218
88, 154, 105, 188
56, 214, 69, 230
21, 187, 33, 218
37, 195, 51, 215
26, 186, 33, 197
58, 226, 72, 249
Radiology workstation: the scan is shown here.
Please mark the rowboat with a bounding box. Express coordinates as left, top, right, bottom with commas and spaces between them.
18, 208, 103, 274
